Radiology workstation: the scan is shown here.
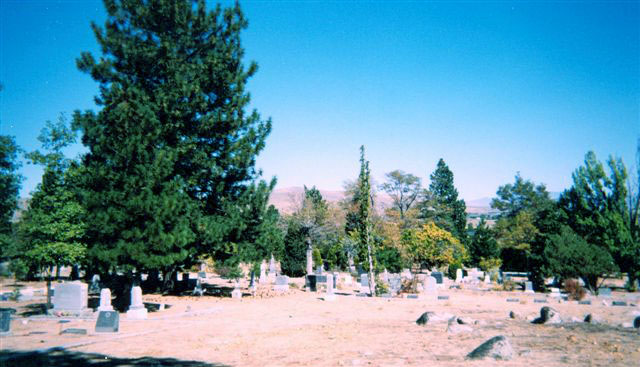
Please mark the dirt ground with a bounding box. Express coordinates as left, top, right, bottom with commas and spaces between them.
1, 277, 639, 367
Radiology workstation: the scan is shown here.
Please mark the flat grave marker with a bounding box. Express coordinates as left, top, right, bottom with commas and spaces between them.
95, 311, 119, 333
506, 298, 519, 302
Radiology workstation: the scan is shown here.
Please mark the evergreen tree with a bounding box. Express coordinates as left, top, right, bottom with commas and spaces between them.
0, 134, 21, 258
354, 146, 376, 295
419, 159, 468, 244
468, 218, 499, 266
559, 151, 637, 285
72, 0, 274, 286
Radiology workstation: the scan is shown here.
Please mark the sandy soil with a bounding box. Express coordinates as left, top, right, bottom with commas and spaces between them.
1, 278, 639, 367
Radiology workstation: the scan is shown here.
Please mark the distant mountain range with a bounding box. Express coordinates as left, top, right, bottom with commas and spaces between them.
269, 187, 504, 215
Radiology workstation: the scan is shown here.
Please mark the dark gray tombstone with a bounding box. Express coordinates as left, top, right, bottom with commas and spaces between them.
0, 309, 12, 335
61, 328, 87, 335
306, 275, 317, 292
578, 300, 591, 305
95, 311, 119, 333
197, 271, 206, 279
407, 294, 419, 299
437, 295, 449, 300
506, 298, 519, 302
534, 299, 548, 303
249, 271, 255, 288
431, 272, 444, 284
612, 301, 628, 306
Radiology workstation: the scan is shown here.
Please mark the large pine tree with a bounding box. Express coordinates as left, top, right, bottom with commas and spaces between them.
419, 159, 468, 244
73, 0, 275, 282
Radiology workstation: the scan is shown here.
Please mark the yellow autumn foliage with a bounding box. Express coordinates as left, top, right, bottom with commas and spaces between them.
401, 222, 468, 270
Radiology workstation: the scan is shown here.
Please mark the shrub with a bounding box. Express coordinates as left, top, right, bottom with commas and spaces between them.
564, 279, 586, 300
215, 263, 244, 280
375, 278, 389, 296
502, 280, 516, 291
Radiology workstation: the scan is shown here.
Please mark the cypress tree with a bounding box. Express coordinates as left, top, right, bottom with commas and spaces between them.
73, 0, 274, 284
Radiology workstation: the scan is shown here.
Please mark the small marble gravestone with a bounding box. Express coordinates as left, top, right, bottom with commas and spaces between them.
524, 281, 534, 293
455, 269, 463, 283
259, 260, 268, 284
360, 274, 370, 294
126, 286, 147, 319
274, 275, 289, 292
95, 311, 119, 333
231, 283, 243, 299
324, 272, 336, 301
98, 288, 114, 312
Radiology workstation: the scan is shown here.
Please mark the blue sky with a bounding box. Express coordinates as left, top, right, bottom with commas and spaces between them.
1, 1, 638, 201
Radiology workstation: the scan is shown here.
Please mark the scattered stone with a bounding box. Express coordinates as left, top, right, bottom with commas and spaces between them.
509, 311, 520, 319
583, 314, 600, 324
416, 312, 453, 325
456, 317, 475, 325
466, 335, 513, 361
531, 306, 562, 324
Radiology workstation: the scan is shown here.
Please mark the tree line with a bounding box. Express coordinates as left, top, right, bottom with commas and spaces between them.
0, 1, 638, 299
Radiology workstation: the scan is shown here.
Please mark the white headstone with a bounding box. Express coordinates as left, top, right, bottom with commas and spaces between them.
455, 269, 463, 283
524, 281, 534, 293
53, 282, 89, 313
484, 274, 491, 284
98, 288, 114, 312
325, 271, 336, 301
126, 286, 148, 319
259, 260, 267, 283
269, 254, 277, 274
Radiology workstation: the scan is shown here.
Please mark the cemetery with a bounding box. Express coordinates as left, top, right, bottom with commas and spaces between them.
1, 1, 639, 366
1, 264, 639, 366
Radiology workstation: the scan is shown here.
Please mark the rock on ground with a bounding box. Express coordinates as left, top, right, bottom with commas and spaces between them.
634, 316, 640, 328
532, 306, 562, 324
466, 335, 514, 361
416, 311, 453, 325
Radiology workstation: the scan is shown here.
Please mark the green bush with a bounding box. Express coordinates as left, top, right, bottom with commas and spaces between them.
375, 246, 405, 273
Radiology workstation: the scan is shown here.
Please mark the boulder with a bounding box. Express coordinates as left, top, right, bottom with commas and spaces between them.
466, 335, 513, 361
531, 306, 562, 324
456, 316, 475, 325
447, 317, 473, 334
416, 312, 454, 326
583, 314, 601, 324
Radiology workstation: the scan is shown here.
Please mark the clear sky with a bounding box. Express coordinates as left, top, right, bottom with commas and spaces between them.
1, 0, 638, 201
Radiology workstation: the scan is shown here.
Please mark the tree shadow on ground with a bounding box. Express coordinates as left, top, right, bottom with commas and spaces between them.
19, 303, 48, 317
0, 349, 231, 367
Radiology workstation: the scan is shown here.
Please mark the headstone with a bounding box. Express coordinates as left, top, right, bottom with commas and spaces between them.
60, 328, 87, 335
199, 262, 207, 272
437, 295, 449, 300
382, 269, 389, 284
524, 281, 534, 293
422, 276, 437, 299
549, 288, 562, 298
192, 278, 204, 296
274, 275, 289, 292
197, 271, 206, 279
360, 274, 370, 294
315, 265, 324, 275
599, 288, 612, 298
578, 300, 591, 305
95, 311, 119, 333
506, 298, 519, 302
231, 287, 243, 299
259, 260, 268, 283
98, 288, 114, 312
0, 309, 11, 335
455, 269, 463, 283
534, 299, 548, 303
484, 274, 491, 285
431, 272, 443, 284
89, 274, 101, 294
306, 275, 317, 292
126, 286, 147, 319
324, 272, 336, 301
612, 301, 628, 306
388, 274, 402, 295
269, 254, 277, 274
249, 271, 256, 291
52, 282, 90, 315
